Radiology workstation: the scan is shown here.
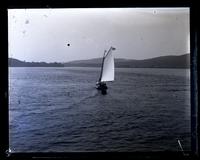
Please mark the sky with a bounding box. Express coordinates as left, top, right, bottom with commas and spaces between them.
8, 8, 190, 63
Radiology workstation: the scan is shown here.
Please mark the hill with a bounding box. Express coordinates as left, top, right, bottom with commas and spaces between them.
9, 54, 190, 68
9, 58, 64, 67
64, 54, 190, 68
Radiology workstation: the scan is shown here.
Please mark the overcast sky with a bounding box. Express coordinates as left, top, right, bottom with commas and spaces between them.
8, 8, 190, 63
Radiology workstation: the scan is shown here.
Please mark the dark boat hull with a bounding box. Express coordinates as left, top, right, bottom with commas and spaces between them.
96, 82, 108, 95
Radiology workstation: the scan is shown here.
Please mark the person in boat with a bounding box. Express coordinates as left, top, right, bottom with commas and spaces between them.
96, 81, 108, 94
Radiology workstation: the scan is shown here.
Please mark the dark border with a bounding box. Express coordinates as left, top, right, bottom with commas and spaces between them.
190, 2, 199, 157
0, 3, 9, 160
0, 0, 199, 159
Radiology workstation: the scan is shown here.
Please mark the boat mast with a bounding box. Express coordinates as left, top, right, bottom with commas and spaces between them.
99, 50, 107, 82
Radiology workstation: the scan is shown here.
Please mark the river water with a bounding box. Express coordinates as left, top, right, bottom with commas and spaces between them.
9, 67, 190, 152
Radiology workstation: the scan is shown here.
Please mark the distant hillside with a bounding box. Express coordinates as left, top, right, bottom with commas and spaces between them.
9, 58, 64, 67
64, 54, 190, 68
9, 54, 190, 68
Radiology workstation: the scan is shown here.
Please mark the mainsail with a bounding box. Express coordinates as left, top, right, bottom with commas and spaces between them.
99, 46, 115, 82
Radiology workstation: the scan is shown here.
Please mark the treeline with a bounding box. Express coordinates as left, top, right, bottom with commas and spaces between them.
64, 54, 190, 68
9, 58, 64, 67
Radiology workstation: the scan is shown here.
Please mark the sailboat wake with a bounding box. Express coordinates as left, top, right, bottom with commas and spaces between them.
65, 88, 99, 110
82, 89, 99, 101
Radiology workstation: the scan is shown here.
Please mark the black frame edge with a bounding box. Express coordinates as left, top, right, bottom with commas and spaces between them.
0, 7, 9, 160
1, 0, 199, 159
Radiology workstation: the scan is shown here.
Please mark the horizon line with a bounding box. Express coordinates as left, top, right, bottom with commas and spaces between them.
9, 53, 190, 64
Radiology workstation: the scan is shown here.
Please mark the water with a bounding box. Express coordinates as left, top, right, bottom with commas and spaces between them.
9, 67, 191, 152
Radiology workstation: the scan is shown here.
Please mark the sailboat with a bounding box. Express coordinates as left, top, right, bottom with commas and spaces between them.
96, 46, 116, 95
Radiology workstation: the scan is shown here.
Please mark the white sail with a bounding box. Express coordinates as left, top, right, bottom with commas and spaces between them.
100, 47, 115, 82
